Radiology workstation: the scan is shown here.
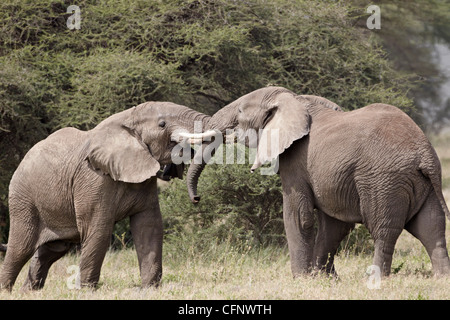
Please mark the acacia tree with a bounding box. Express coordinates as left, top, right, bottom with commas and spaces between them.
0, 0, 414, 244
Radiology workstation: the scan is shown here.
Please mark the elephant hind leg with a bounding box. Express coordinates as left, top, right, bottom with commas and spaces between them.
367, 212, 404, 277
0, 206, 40, 291
372, 229, 403, 277
405, 192, 450, 275
0, 246, 36, 291
359, 191, 406, 277
22, 240, 73, 291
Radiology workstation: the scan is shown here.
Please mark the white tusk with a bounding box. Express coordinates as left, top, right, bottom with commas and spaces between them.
178, 130, 218, 140
188, 138, 204, 144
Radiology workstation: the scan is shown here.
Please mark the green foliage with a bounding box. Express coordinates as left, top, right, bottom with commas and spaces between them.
350, 0, 450, 130
0, 47, 62, 236
338, 225, 374, 256
55, 48, 185, 129
160, 152, 284, 248
0, 0, 417, 245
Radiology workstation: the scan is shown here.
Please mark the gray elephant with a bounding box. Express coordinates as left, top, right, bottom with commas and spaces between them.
0, 101, 212, 291
184, 86, 450, 277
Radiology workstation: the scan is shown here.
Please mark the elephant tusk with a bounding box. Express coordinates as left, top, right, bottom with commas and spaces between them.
176, 130, 220, 144
178, 130, 218, 140
187, 138, 203, 144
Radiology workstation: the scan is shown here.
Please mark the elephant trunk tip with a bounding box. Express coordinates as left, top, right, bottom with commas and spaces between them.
190, 195, 201, 204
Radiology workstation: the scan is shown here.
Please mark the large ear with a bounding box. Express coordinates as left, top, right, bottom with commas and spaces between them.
251, 93, 310, 171
86, 109, 160, 183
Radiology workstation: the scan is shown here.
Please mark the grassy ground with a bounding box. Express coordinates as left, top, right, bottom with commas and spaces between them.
0, 235, 448, 300
0, 133, 449, 300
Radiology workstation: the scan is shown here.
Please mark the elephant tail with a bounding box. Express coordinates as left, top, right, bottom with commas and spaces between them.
419, 151, 450, 221
0, 243, 7, 252
432, 181, 450, 221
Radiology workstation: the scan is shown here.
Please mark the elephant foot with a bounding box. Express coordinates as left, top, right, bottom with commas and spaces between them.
80, 281, 100, 290
140, 281, 161, 290
431, 252, 450, 277
311, 267, 340, 281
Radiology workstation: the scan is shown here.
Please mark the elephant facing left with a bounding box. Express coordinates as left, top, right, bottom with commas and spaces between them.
0, 101, 213, 291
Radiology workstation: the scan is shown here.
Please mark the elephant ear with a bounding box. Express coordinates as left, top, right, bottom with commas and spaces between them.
251, 93, 310, 171
86, 109, 160, 183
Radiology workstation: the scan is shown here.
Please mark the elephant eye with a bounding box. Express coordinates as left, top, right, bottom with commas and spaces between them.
159, 120, 166, 128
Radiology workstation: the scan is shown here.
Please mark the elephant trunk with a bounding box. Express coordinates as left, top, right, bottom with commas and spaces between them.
186, 158, 206, 203
182, 113, 212, 204
185, 101, 240, 204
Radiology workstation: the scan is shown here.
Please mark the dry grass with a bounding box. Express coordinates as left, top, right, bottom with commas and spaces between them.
0, 132, 449, 300
0, 234, 448, 300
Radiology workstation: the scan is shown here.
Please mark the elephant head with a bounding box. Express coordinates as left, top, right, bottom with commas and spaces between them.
86, 101, 214, 183
184, 86, 342, 202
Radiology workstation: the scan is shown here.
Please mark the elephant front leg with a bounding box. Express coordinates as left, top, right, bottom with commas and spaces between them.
130, 207, 163, 288
283, 191, 315, 277
313, 211, 354, 276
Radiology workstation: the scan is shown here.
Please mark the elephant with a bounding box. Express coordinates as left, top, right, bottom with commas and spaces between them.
0, 101, 214, 291
183, 86, 450, 277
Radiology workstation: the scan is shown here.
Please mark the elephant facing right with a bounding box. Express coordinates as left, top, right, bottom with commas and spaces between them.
184, 86, 450, 278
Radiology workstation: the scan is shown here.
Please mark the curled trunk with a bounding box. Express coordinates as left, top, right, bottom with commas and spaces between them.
185, 101, 239, 203
171, 110, 210, 203
186, 156, 206, 203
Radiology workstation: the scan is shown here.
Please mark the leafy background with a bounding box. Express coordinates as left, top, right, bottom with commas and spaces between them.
0, 0, 449, 251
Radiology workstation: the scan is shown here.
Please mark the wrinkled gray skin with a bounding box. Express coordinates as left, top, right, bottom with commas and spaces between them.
187, 86, 450, 277
0, 102, 209, 291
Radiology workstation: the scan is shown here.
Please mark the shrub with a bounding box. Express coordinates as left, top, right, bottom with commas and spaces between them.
0, 0, 413, 246
160, 157, 285, 248
338, 225, 374, 256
